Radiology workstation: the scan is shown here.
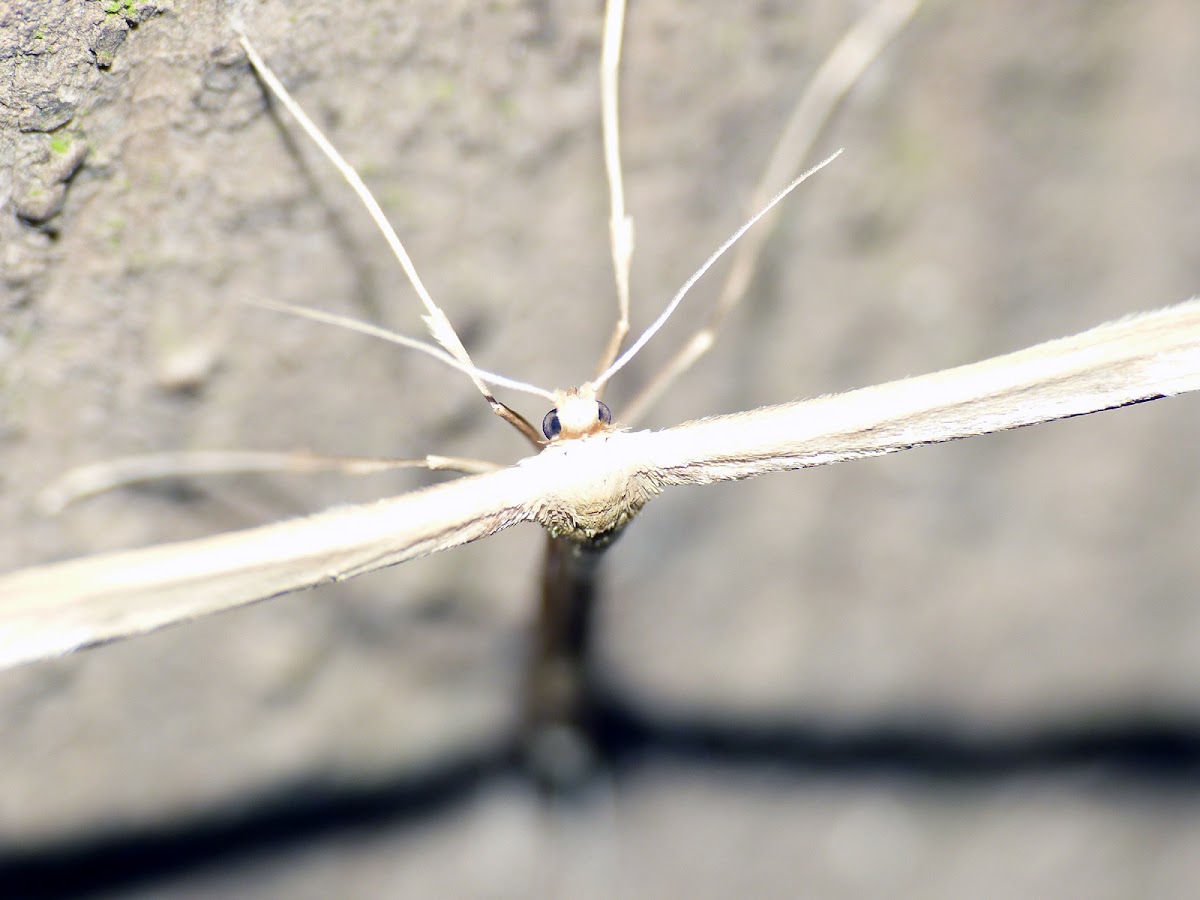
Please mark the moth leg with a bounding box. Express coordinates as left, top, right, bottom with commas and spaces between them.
621, 0, 921, 426
36, 451, 499, 514
235, 25, 544, 447
592, 0, 634, 387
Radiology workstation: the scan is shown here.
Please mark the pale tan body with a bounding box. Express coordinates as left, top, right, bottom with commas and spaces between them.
4, 298, 1199, 669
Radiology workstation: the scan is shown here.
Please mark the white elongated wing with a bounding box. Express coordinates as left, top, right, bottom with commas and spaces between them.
2, 299, 1199, 671
642, 299, 1200, 485
0, 465, 543, 669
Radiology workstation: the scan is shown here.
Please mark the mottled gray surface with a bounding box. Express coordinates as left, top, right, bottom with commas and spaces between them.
2, 0, 1200, 896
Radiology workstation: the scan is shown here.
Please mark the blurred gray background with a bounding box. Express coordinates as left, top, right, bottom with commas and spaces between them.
2, 0, 1200, 896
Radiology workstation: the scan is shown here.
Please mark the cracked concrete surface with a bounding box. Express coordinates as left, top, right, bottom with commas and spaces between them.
2, 1, 1200, 897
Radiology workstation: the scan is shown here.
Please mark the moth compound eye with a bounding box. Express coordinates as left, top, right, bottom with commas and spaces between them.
541, 408, 562, 440
597, 401, 612, 425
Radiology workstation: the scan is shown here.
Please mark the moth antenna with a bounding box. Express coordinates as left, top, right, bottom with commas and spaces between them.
233, 24, 543, 443
246, 299, 556, 401
593, 149, 843, 389
622, 0, 920, 425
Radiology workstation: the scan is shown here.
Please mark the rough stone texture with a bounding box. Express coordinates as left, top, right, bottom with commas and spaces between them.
2, 0, 1200, 896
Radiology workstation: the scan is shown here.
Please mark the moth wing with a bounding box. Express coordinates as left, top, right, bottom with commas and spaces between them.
639, 299, 1200, 486
0, 465, 543, 670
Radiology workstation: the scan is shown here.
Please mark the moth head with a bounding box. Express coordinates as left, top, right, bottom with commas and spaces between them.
542, 384, 613, 441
